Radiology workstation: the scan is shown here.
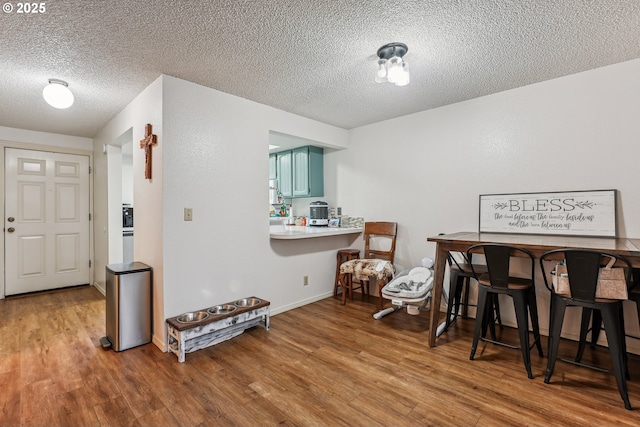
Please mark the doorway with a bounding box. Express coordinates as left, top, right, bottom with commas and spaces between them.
4, 148, 90, 295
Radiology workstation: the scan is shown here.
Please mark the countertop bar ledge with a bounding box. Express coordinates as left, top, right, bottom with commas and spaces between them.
270, 225, 363, 240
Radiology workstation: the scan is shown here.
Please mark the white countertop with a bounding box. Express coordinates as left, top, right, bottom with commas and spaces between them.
270, 225, 363, 240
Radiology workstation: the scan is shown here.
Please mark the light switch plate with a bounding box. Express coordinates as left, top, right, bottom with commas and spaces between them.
184, 208, 193, 221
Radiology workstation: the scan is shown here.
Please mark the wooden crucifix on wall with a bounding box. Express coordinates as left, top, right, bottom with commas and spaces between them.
139, 123, 157, 180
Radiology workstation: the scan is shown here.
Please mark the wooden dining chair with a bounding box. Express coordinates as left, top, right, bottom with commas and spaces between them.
539, 249, 633, 410
337, 222, 397, 309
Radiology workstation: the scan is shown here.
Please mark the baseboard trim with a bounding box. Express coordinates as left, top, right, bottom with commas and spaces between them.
152, 334, 165, 352
269, 292, 334, 316
93, 281, 105, 296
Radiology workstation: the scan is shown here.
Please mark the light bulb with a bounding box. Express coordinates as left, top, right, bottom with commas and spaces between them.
394, 61, 410, 86
387, 56, 403, 83
375, 58, 388, 83
43, 79, 74, 109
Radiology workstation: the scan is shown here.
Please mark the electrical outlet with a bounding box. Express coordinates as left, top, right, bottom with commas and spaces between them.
184, 208, 193, 221
303, 275, 309, 286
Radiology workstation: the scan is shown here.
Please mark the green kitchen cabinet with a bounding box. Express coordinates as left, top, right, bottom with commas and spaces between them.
273, 146, 323, 199
276, 150, 293, 197
292, 146, 324, 198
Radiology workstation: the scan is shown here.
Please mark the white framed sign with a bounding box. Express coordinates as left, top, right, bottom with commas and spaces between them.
479, 190, 617, 237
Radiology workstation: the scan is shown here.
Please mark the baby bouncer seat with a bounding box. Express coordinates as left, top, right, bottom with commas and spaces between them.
375, 266, 434, 319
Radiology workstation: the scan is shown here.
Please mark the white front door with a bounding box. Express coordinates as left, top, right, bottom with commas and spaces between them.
4, 148, 90, 296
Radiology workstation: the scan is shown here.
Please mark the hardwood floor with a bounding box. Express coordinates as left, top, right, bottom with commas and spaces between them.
2, 286, 640, 426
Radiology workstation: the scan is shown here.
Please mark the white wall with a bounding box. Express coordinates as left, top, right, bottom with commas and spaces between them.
122, 153, 133, 205
92, 76, 164, 346
327, 58, 640, 348
92, 75, 349, 350
0, 126, 93, 151
105, 144, 123, 264
160, 76, 350, 332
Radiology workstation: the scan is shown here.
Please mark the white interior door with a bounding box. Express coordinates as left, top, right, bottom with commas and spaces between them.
4, 148, 90, 296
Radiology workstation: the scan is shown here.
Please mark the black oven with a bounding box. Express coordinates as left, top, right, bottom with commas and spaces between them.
123, 206, 133, 228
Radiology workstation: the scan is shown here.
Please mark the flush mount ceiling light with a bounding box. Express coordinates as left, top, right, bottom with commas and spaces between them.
42, 79, 74, 109
375, 42, 410, 87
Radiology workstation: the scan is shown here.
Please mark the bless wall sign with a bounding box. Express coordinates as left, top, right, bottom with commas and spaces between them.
479, 190, 617, 237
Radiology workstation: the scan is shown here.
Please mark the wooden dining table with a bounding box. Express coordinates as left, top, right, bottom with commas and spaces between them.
426, 231, 640, 347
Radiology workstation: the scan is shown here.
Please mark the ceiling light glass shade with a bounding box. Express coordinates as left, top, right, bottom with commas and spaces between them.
43, 79, 74, 109
375, 58, 388, 83
387, 56, 403, 84
395, 61, 410, 86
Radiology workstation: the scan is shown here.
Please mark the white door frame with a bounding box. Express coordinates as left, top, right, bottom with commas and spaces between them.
0, 140, 94, 299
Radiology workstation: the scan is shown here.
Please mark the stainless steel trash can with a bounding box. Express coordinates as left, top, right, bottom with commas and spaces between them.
104, 262, 152, 351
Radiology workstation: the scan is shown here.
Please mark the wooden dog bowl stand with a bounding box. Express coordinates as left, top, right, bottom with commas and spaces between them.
166, 297, 270, 363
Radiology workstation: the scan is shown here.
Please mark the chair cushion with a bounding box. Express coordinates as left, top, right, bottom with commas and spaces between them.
340, 259, 395, 281
477, 274, 532, 290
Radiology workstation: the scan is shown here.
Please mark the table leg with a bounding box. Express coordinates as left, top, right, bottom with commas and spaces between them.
429, 243, 447, 347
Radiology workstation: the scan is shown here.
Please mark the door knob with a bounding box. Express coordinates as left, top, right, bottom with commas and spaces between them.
7, 227, 15, 233
7, 217, 14, 222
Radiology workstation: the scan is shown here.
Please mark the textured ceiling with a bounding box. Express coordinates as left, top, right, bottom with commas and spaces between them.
1, 0, 640, 138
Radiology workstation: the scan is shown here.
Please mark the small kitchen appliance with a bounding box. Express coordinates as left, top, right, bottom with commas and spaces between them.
308, 201, 329, 226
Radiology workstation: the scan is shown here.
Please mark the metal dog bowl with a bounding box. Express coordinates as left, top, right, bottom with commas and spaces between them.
176, 311, 209, 323
207, 304, 237, 315
234, 297, 261, 307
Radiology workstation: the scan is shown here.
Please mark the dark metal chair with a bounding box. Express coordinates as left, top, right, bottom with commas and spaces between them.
443, 251, 502, 334
576, 268, 640, 359
466, 244, 543, 379
539, 249, 633, 410
628, 268, 640, 341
